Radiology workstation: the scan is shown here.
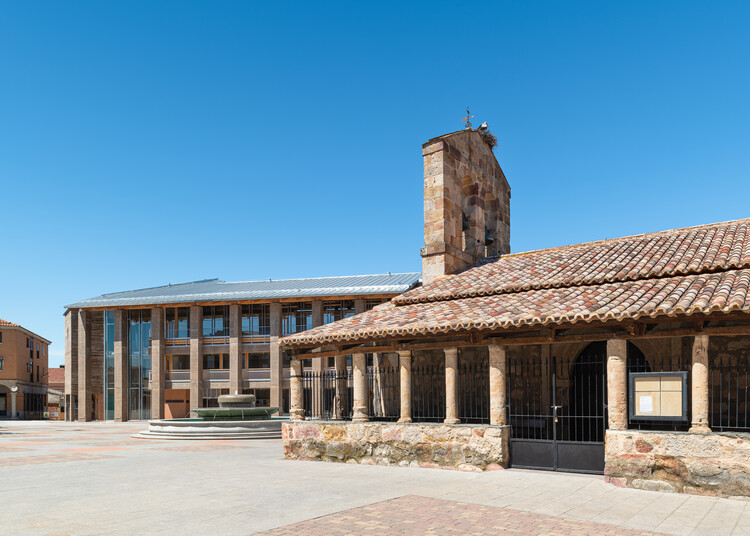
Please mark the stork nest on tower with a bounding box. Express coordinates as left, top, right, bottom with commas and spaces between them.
478, 127, 498, 149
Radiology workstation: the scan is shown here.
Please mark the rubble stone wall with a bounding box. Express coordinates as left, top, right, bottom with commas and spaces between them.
283, 421, 509, 472
605, 429, 750, 498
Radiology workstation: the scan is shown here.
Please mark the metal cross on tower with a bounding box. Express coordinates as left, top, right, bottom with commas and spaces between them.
462, 107, 474, 129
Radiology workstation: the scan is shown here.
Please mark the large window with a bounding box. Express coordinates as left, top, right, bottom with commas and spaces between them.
128, 310, 152, 420
245, 352, 270, 369
203, 306, 229, 341
323, 300, 355, 324
241, 304, 270, 342
103, 311, 115, 420
203, 354, 229, 369
169, 355, 190, 370
165, 307, 190, 341
282, 302, 312, 335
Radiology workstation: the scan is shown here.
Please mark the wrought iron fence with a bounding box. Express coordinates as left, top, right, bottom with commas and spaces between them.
458, 360, 490, 424
627, 346, 691, 432
710, 354, 750, 432
368, 366, 400, 421
411, 364, 445, 422
302, 370, 352, 420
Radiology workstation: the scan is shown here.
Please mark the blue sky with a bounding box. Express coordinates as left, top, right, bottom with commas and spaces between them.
1, 1, 749, 368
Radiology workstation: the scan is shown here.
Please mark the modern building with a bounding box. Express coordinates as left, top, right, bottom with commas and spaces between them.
0, 318, 50, 419
63, 274, 420, 422
280, 127, 750, 498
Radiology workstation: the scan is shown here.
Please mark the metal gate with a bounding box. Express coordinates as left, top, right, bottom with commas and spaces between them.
507, 343, 607, 474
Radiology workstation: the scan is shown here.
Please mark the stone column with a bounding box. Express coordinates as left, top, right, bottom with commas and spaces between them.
151, 307, 165, 419
488, 345, 507, 426
398, 350, 412, 423
229, 304, 242, 395
311, 301, 324, 374
333, 354, 348, 419
354, 299, 366, 315
690, 335, 711, 433
269, 303, 283, 408
114, 310, 128, 422
189, 306, 203, 415
64, 310, 78, 421
606, 339, 628, 430
77, 309, 92, 422
289, 358, 305, 421
444, 347, 460, 424
10, 390, 17, 420
352, 353, 369, 422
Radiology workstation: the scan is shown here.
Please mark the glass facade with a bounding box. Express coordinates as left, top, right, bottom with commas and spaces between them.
165, 307, 190, 340
245, 352, 270, 369
323, 300, 355, 324
128, 310, 152, 420
103, 311, 115, 420
241, 304, 270, 342
203, 306, 229, 340
282, 302, 312, 335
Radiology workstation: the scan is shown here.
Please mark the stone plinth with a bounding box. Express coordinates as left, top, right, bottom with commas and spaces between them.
282, 421, 510, 472
605, 429, 750, 498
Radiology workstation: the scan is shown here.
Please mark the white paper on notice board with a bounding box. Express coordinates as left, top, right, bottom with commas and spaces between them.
639, 395, 654, 414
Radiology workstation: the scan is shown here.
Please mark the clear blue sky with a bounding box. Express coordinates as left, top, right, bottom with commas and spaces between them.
2, 1, 749, 368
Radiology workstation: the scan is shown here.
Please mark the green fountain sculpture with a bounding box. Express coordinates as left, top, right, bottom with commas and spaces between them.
193, 393, 279, 421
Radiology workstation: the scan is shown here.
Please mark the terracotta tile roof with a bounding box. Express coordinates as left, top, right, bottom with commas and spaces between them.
47, 368, 65, 386
395, 218, 750, 305
281, 218, 750, 348
0, 319, 20, 327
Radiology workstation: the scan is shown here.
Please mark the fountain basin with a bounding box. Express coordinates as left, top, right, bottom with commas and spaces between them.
133, 417, 287, 440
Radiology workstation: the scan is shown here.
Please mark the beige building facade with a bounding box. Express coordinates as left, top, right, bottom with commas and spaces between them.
0, 319, 50, 419
63, 274, 420, 422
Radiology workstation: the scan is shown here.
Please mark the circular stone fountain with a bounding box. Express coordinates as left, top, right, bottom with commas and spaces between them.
134, 394, 286, 440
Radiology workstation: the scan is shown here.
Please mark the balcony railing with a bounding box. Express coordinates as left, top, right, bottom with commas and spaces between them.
205, 369, 230, 381
166, 370, 190, 382
242, 369, 271, 382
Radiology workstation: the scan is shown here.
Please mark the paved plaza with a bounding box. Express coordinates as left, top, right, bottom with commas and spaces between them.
1, 421, 749, 536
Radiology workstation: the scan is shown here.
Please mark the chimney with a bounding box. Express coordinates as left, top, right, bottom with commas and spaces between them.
420, 129, 510, 285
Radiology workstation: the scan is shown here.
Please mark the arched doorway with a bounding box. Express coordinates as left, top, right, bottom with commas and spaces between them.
507, 342, 607, 474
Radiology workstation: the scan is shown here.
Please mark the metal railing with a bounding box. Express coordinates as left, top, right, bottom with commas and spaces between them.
242, 369, 271, 382
166, 370, 190, 382
411, 364, 446, 423
458, 360, 489, 424
368, 366, 400, 421
205, 369, 229, 381
711, 353, 750, 432
303, 370, 352, 420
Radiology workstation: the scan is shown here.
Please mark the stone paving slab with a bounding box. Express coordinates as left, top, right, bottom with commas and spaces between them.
1, 421, 749, 536
255, 495, 666, 535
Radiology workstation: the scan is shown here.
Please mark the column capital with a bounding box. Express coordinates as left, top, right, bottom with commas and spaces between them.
397, 349, 411, 359
444, 347, 458, 357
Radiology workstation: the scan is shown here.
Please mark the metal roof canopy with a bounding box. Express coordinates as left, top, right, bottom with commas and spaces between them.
66, 273, 422, 309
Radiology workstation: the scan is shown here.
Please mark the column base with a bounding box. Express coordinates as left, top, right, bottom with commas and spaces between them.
397, 417, 412, 424
689, 425, 712, 433
290, 409, 305, 421
352, 417, 370, 423
444, 418, 461, 424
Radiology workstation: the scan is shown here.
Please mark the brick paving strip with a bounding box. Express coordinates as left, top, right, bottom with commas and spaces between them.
254, 495, 666, 536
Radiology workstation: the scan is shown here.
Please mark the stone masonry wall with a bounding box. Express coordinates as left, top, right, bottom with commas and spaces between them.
283, 421, 509, 472
605, 429, 750, 498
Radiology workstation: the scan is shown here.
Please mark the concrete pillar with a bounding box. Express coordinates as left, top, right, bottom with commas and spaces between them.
488, 345, 507, 426
229, 304, 242, 395
114, 310, 128, 422
269, 303, 283, 408
606, 339, 628, 430
333, 354, 347, 419
10, 390, 17, 420
289, 358, 304, 421
150, 308, 165, 419
352, 353, 368, 422
189, 306, 203, 414
77, 309, 92, 422
444, 347, 460, 424
690, 334, 711, 433
398, 350, 412, 423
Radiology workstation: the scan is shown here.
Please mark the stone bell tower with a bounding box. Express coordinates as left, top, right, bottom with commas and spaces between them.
420, 128, 510, 285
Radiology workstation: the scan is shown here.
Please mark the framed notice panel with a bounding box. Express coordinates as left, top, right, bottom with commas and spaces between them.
628, 371, 688, 422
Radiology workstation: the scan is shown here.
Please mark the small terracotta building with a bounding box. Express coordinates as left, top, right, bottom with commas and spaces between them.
280, 128, 750, 498
0, 319, 50, 419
